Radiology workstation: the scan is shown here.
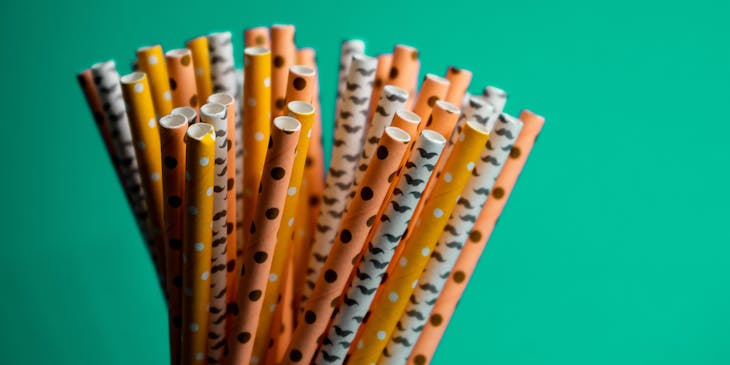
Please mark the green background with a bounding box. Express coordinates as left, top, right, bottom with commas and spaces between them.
1, 0, 729, 364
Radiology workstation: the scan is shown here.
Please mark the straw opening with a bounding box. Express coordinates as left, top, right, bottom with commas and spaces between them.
384, 126, 411, 143
187, 123, 214, 140
245, 47, 270, 55
274, 116, 301, 132
287, 101, 315, 115
290, 65, 316, 76
396, 110, 421, 124
172, 107, 196, 121
159, 114, 187, 129
208, 93, 234, 106
425, 73, 449, 85
435, 100, 460, 114
420, 129, 447, 145
465, 120, 490, 134
201, 102, 226, 116
383, 85, 408, 99
166, 48, 190, 57
120, 72, 145, 84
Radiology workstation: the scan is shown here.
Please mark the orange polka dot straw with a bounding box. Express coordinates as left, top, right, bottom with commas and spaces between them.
389, 110, 422, 141
242, 46, 272, 254
181, 122, 216, 365
172, 106, 198, 125
120, 72, 167, 285
227, 116, 301, 365
368, 53, 393, 117
387, 45, 421, 107
165, 49, 200, 112
271, 24, 296, 116
136, 45, 173, 117
199, 102, 230, 363
284, 65, 316, 104
250, 101, 316, 364
406, 110, 544, 365
316, 129, 446, 365
207, 94, 238, 318
302, 54, 378, 304
411, 74, 450, 128
157, 113, 188, 365
347, 121, 489, 365
354, 85, 409, 192
282, 126, 412, 365
425, 100, 461, 140
186, 36, 214, 104
245, 26, 271, 48
443, 66, 473, 106
380, 114, 523, 365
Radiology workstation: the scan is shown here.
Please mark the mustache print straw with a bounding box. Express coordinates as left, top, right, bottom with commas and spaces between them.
199, 102, 230, 363
380, 114, 523, 365
166, 48, 200, 112
282, 126, 412, 365
443, 66, 472, 106
158, 113, 189, 365
181, 122, 216, 365
186, 36, 213, 104
302, 54, 377, 304
226, 116, 301, 365
315, 129, 446, 365
77, 69, 119, 176
347, 120, 489, 365
120, 71, 167, 287
334, 40, 365, 124
251, 101, 316, 365
407, 110, 544, 365
271, 24, 297, 117
368, 53, 393, 118
136, 45, 173, 117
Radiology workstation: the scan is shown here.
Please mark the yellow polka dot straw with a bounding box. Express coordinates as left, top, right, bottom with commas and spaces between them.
411, 74, 450, 127
166, 48, 200, 112
271, 24, 297, 116
347, 120, 489, 365
302, 54, 377, 304
380, 114, 523, 365
120, 72, 166, 284
91, 61, 157, 275
181, 122, 216, 365
186, 36, 214, 104
407, 110, 544, 365
227, 116, 301, 365
136, 45, 173, 117
207, 93, 239, 332
250, 101, 315, 364
282, 126, 412, 365
157, 112, 188, 365
199, 102, 230, 363
316, 129, 446, 365
242, 46, 272, 252
244, 26, 270, 48
368, 53, 393, 117
353, 85, 409, 193
443, 66, 472, 106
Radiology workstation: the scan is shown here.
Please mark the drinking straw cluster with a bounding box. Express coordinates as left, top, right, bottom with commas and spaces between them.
77, 24, 545, 365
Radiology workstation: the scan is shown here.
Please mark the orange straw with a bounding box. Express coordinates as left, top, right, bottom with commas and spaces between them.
443, 66, 472, 106
271, 24, 297, 116
245, 26, 271, 48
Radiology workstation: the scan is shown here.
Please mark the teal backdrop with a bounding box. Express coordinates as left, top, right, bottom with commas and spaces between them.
1, 0, 729, 364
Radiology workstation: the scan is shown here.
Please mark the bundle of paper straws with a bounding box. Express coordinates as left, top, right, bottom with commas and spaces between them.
77, 24, 545, 365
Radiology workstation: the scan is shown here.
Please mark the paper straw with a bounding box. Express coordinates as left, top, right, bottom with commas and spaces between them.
77, 69, 118, 173
406, 110, 544, 365
448, 95, 495, 148
368, 54, 393, 117
181, 122, 216, 365
242, 46, 272, 252
335, 40, 365, 108
443, 66, 472, 106
120, 72, 167, 284
387, 45, 420, 106
172, 106, 198, 124
353, 85, 408, 192
482, 85, 508, 123
315, 130, 446, 365
284, 65, 316, 104
207, 94, 239, 335
282, 126, 411, 365
245, 26, 271, 48
347, 121, 489, 365
199, 102, 230, 363
207, 32, 237, 96
424, 100, 461, 140
411, 74, 450, 125
380, 114, 523, 365
250, 101, 315, 365
166, 48, 199, 111
158, 113, 188, 365
137, 45, 173, 117
227, 116, 301, 365
389, 110, 421, 141
302, 54, 377, 303
186, 36, 214, 104
271, 24, 296, 116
